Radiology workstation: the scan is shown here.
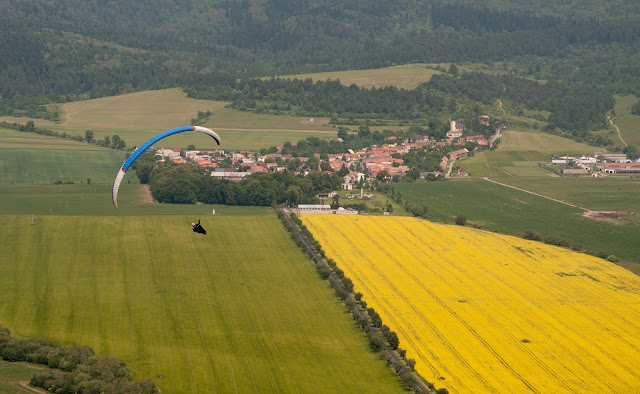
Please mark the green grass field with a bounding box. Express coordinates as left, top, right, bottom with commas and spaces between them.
458, 129, 600, 178
0, 89, 338, 152
0, 127, 107, 150
276, 63, 443, 89
0, 214, 403, 393
0, 149, 127, 185
611, 94, 640, 147
394, 179, 640, 267
496, 129, 597, 153
0, 361, 39, 393
494, 177, 640, 217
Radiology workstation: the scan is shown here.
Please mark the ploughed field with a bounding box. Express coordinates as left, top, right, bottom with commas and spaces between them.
301, 214, 640, 393
0, 215, 402, 393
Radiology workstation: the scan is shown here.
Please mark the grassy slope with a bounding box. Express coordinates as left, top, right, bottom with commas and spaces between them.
0, 127, 105, 150
0, 150, 127, 185
0, 214, 403, 393
0, 361, 39, 393
275, 63, 443, 89
0, 128, 129, 184
460, 129, 600, 178
494, 177, 640, 217
611, 94, 640, 147
0, 89, 337, 152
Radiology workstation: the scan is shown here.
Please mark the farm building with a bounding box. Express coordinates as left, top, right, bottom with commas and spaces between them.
603, 163, 640, 174
561, 168, 590, 176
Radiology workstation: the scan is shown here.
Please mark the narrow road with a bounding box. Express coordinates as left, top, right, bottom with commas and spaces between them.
482, 178, 589, 211
609, 118, 627, 147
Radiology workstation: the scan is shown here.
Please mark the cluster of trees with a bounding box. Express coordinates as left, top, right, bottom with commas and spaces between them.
187, 77, 446, 119
144, 161, 341, 206
191, 110, 212, 126
84, 130, 126, 149
0, 327, 158, 393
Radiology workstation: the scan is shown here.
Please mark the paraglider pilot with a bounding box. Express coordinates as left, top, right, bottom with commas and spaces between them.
192, 220, 207, 235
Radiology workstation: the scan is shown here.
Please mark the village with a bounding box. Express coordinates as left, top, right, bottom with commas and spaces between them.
150, 116, 493, 186
149, 114, 639, 194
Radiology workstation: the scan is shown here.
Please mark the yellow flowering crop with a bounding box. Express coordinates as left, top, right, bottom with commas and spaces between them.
301, 214, 640, 393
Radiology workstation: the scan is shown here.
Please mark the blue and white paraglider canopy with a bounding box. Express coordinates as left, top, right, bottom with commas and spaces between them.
112, 125, 221, 209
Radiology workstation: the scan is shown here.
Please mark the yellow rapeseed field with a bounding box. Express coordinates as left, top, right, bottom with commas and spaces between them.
300, 214, 640, 393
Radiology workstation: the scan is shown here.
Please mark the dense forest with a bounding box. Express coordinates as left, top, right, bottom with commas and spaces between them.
1, 0, 639, 140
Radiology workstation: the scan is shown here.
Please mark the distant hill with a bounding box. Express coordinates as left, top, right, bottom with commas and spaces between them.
1, 0, 639, 148
2, 0, 640, 99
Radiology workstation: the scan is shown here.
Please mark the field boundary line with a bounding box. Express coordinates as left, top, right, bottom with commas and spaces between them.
482, 177, 588, 211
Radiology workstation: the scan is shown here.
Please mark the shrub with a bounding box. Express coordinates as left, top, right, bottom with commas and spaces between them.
523, 230, 543, 241
317, 265, 332, 279
366, 330, 385, 352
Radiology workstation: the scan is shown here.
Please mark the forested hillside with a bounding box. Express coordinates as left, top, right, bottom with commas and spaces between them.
1, 0, 640, 139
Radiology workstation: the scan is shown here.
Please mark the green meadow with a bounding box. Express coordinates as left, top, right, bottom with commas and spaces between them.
0, 127, 128, 184
0, 214, 403, 393
0, 127, 102, 150
496, 129, 596, 153
611, 94, 640, 147
1, 88, 337, 152
0, 361, 39, 393
394, 179, 640, 266
494, 177, 640, 219
0, 150, 126, 185
276, 63, 443, 89
459, 129, 599, 178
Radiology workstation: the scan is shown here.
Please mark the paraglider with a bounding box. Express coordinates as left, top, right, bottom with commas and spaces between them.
191, 220, 207, 235
112, 126, 221, 209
